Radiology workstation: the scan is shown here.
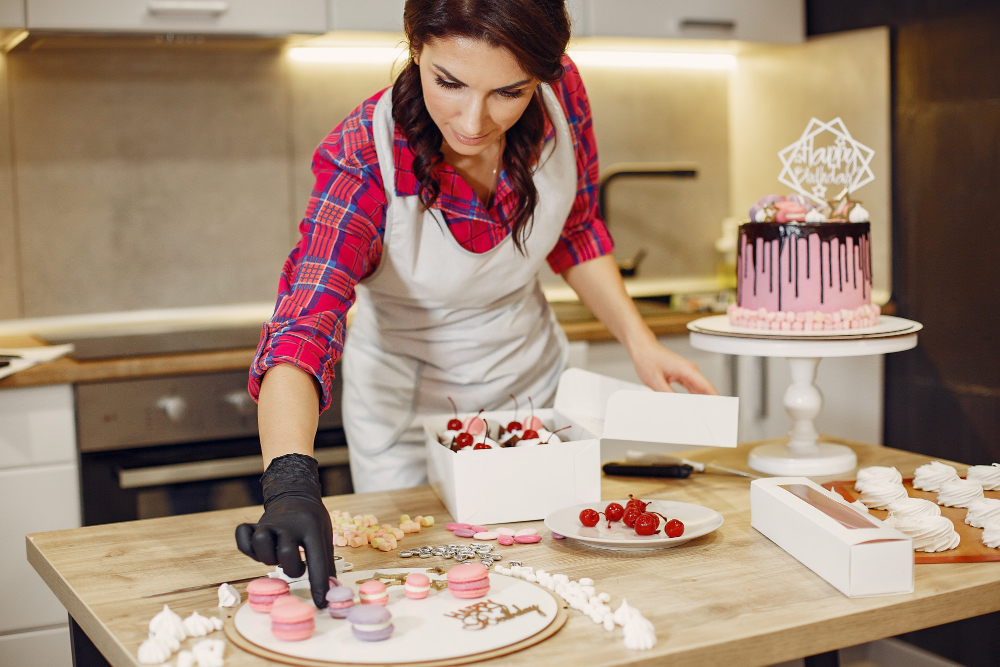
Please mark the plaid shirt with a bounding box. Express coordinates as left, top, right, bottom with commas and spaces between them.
250, 56, 613, 411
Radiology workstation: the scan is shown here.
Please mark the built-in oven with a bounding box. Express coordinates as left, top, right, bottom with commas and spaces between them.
75, 368, 348, 526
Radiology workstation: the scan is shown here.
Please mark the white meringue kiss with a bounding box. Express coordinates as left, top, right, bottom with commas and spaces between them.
183, 611, 223, 638
893, 515, 961, 552
936, 479, 985, 508
137, 634, 173, 665
148, 604, 186, 642
883, 497, 940, 527
982, 518, 1000, 549
804, 208, 826, 222
965, 498, 1000, 528
848, 203, 870, 222
217, 582, 239, 608
854, 466, 903, 493
859, 482, 908, 509
913, 461, 960, 492
966, 463, 1000, 491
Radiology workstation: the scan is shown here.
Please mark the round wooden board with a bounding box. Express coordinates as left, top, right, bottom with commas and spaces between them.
224, 593, 568, 667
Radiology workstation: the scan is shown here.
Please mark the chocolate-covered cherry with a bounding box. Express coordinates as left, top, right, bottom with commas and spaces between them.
579, 508, 600, 527
604, 502, 625, 523
634, 512, 660, 536
622, 506, 642, 528
665, 519, 685, 538
446, 397, 463, 431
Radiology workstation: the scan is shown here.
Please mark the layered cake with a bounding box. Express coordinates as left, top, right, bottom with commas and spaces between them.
728, 194, 879, 330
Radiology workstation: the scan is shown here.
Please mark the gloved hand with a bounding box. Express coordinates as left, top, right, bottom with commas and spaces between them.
235, 453, 335, 608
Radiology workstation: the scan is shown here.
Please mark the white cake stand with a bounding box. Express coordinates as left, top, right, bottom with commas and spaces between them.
688, 315, 921, 476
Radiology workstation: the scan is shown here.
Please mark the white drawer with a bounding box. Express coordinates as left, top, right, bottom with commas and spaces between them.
26, 0, 327, 35
328, 0, 404, 32
0, 384, 76, 469
0, 625, 72, 667
0, 464, 81, 633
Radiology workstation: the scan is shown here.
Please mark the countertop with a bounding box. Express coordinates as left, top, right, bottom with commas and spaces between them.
28, 440, 1000, 667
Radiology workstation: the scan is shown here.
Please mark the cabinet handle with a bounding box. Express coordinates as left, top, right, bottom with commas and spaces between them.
679, 19, 736, 32
147, 1, 230, 17
156, 395, 187, 422
224, 391, 256, 416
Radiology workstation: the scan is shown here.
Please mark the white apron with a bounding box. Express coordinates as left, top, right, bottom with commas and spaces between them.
341, 84, 577, 493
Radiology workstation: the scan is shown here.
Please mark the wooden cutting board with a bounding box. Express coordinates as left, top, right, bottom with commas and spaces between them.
825, 479, 1000, 563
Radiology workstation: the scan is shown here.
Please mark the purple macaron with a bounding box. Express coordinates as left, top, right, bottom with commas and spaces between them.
347, 604, 394, 642
325, 585, 355, 619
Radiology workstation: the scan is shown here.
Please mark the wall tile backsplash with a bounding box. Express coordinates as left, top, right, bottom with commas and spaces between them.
0, 28, 889, 319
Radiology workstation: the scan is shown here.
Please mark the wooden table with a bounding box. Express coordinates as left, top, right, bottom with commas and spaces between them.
28, 439, 1000, 667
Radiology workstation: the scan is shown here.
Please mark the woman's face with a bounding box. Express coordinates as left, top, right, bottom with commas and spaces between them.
415, 37, 538, 158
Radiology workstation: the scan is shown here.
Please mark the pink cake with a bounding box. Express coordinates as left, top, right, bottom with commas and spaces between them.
729, 221, 879, 330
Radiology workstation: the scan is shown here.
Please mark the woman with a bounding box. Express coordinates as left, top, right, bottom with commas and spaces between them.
236, 0, 717, 608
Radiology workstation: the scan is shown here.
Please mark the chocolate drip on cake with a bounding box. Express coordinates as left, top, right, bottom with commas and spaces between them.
736, 222, 872, 310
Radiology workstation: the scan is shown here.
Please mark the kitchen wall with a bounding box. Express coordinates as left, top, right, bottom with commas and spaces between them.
0, 27, 888, 319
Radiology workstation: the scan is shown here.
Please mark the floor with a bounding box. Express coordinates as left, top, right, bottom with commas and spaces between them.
772, 639, 963, 667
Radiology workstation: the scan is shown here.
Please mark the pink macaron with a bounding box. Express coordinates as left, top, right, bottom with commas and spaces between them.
447, 563, 490, 599
404, 573, 430, 600
358, 580, 389, 606
246, 577, 290, 613
269, 597, 316, 641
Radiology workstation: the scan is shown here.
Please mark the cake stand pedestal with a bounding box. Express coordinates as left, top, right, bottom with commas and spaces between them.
688, 318, 919, 476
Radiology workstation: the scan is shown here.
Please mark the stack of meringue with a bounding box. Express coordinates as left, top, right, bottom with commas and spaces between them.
936, 479, 985, 508
855, 466, 909, 510
854, 466, 902, 492
891, 515, 961, 552
912, 461, 960, 492
982, 518, 1000, 549
138, 604, 226, 666
883, 497, 941, 527
965, 498, 1000, 528
966, 463, 1000, 491
500, 565, 656, 650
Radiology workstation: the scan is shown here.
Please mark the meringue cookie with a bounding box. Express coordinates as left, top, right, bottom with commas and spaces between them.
913, 461, 960, 492
966, 463, 1000, 491
151, 629, 180, 653
850, 499, 871, 515
854, 466, 903, 493
137, 634, 173, 664
622, 613, 657, 651
183, 611, 223, 638
218, 583, 240, 608
613, 598, 637, 627
884, 497, 940, 527
191, 639, 225, 667
893, 516, 961, 552
804, 208, 826, 222
177, 651, 197, 667
860, 482, 908, 509
965, 498, 1000, 528
937, 479, 985, 508
149, 604, 186, 642
848, 203, 870, 222
983, 518, 1000, 549
754, 207, 768, 222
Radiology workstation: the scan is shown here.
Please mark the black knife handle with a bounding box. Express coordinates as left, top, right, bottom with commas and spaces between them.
602, 462, 694, 478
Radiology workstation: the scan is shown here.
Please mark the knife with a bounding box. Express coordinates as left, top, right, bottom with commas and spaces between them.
625, 450, 762, 480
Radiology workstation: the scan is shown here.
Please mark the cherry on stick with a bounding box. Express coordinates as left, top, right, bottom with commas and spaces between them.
633, 512, 660, 536
542, 425, 572, 444
506, 394, 522, 432
579, 508, 600, 527
446, 396, 463, 431
622, 506, 642, 528
604, 502, 625, 523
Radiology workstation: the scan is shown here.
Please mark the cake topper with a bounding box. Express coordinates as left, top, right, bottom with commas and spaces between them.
445, 599, 546, 630
778, 118, 875, 205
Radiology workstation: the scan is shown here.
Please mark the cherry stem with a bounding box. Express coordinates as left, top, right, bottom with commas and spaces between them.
509, 394, 519, 420
529, 396, 535, 422
650, 511, 671, 522
447, 396, 458, 420
543, 425, 572, 444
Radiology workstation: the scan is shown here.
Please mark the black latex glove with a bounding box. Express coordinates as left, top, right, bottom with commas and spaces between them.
235, 453, 335, 608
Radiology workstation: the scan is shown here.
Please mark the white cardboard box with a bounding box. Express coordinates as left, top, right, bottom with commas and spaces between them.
424, 368, 739, 524
751, 477, 914, 597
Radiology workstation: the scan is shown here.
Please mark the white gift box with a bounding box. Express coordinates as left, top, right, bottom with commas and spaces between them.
751, 477, 914, 597
424, 368, 740, 525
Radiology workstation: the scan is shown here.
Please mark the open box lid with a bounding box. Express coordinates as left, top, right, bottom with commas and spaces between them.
553, 368, 739, 449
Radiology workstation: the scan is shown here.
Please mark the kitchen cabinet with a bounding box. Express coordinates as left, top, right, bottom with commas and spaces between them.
0, 0, 25, 28
0, 384, 79, 667
328, 0, 405, 32
25, 0, 327, 35
569, 0, 804, 44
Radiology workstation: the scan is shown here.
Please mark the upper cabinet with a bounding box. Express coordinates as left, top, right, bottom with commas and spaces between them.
569, 0, 804, 44
24, 0, 327, 35
328, 0, 405, 33
0, 0, 25, 28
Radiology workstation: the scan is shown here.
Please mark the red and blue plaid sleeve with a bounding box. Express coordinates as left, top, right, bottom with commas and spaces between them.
546, 56, 614, 274
249, 91, 388, 412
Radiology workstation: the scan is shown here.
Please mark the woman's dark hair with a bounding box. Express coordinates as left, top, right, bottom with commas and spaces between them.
392, 0, 571, 253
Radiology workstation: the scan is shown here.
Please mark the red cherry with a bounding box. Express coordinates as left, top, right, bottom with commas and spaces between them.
579, 508, 600, 527
665, 519, 685, 538
507, 421, 523, 432
455, 432, 473, 448
522, 429, 539, 440
473, 443, 492, 450
604, 502, 624, 523
634, 512, 660, 536
622, 506, 642, 528
625, 494, 648, 513
446, 397, 462, 431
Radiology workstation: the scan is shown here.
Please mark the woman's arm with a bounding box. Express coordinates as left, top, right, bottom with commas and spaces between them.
561, 255, 718, 395
257, 364, 321, 467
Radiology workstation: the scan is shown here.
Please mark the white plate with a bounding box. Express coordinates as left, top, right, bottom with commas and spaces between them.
687, 314, 922, 341
543, 499, 724, 551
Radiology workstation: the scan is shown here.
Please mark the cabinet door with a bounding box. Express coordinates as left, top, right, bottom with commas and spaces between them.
26, 0, 327, 35
0, 385, 75, 469
328, 0, 404, 32
581, 0, 804, 44
0, 626, 71, 667
0, 464, 81, 633
0, 0, 25, 28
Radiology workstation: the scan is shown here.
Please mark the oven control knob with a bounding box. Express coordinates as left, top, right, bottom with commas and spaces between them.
224, 391, 256, 416
156, 395, 187, 422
